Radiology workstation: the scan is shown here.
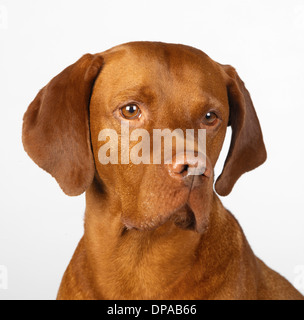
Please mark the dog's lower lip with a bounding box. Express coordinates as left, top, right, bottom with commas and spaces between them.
120, 217, 134, 230
123, 222, 135, 230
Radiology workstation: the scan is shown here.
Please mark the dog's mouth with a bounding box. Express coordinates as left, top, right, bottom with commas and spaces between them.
169, 204, 196, 230
121, 183, 212, 234
121, 202, 209, 235
121, 155, 214, 234
122, 204, 195, 231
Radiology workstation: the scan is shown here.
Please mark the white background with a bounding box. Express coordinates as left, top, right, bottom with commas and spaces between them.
0, 0, 304, 300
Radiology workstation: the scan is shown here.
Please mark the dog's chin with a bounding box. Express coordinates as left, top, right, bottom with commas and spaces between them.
121, 206, 196, 233
122, 203, 206, 233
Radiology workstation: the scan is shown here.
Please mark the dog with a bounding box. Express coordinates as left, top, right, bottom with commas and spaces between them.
22, 41, 304, 300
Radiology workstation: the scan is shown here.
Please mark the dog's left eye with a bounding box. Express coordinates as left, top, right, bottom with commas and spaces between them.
203, 112, 217, 125
120, 104, 141, 120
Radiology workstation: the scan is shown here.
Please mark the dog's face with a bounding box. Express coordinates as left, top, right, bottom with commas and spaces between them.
90, 43, 229, 232
22, 42, 266, 233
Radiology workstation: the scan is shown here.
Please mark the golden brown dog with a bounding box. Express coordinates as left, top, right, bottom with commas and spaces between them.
22, 42, 304, 300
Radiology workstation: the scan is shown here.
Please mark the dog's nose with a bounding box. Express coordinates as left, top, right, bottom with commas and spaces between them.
167, 152, 211, 180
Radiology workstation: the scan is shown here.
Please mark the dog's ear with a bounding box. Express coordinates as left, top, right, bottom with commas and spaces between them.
22, 54, 104, 196
215, 64, 267, 196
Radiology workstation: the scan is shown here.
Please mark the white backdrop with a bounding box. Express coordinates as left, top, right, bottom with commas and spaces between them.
0, 0, 303, 300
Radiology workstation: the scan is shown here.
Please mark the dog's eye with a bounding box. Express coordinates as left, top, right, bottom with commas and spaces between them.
120, 104, 141, 120
203, 112, 217, 125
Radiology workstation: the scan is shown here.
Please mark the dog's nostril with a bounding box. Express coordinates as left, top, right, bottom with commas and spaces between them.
171, 163, 189, 176
180, 164, 189, 176
168, 152, 211, 180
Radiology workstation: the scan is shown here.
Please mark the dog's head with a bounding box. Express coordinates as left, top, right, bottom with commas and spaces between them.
22, 42, 266, 233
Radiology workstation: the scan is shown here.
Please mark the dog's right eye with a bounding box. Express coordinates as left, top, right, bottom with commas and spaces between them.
120, 104, 141, 120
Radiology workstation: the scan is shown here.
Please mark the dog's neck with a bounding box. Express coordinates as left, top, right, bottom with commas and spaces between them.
82, 178, 247, 299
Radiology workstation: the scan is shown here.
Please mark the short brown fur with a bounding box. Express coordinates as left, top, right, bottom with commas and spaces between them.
22, 42, 303, 300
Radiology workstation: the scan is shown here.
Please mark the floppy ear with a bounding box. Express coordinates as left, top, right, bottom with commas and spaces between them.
215, 64, 267, 196
22, 54, 104, 196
